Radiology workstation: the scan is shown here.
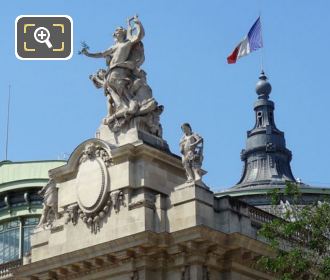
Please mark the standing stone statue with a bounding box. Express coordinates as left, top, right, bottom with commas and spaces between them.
37, 178, 58, 227
80, 15, 163, 137
180, 123, 204, 183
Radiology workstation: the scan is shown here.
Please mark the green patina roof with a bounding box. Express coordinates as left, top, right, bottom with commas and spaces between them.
0, 160, 66, 191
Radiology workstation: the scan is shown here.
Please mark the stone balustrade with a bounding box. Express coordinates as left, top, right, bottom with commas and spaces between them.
0, 259, 22, 279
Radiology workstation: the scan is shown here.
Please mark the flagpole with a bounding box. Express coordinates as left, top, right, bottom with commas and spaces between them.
260, 38, 264, 72
5, 85, 11, 161
259, 11, 264, 72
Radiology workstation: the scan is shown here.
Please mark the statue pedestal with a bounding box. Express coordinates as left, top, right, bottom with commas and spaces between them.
97, 118, 170, 152
175, 179, 209, 190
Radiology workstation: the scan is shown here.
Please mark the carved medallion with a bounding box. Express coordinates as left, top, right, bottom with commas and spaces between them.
75, 143, 112, 233
76, 158, 108, 213
64, 142, 126, 233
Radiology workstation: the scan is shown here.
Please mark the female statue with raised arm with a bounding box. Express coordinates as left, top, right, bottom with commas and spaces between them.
80, 16, 163, 136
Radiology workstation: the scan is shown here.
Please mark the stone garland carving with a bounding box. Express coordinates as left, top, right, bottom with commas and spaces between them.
79, 16, 163, 137
79, 143, 112, 167
37, 178, 59, 228
64, 204, 79, 225
111, 190, 125, 213
63, 143, 126, 233
65, 190, 125, 234
180, 123, 204, 183
78, 195, 113, 234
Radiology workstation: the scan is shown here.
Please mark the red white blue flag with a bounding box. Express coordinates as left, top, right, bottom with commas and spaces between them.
227, 17, 263, 64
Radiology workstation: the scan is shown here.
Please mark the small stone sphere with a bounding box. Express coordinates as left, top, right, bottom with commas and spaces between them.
99, 211, 105, 218
256, 76, 272, 96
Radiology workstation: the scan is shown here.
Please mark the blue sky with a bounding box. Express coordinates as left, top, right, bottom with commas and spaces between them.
0, 0, 329, 191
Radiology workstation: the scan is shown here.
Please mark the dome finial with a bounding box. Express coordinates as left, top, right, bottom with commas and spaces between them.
256, 70, 272, 99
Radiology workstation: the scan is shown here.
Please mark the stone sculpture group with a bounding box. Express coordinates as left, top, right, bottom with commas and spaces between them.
79, 15, 205, 184
38, 16, 205, 228
79, 15, 163, 137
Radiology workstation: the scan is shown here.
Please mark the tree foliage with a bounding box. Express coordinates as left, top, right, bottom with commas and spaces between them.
257, 183, 330, 280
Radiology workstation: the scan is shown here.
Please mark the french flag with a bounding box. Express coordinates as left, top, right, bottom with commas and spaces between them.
227, 17, 263, 64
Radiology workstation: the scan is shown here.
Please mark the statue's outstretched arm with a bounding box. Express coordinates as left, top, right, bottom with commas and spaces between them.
82, 48, 113, 59
127, 18, 133, 41
129, 16, 145, 44
84, 51, 104, 58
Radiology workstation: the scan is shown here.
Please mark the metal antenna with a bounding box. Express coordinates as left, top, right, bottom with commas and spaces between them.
5, 85, 11, 160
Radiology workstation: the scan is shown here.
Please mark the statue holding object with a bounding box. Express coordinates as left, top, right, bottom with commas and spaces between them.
80, 16, 163, 137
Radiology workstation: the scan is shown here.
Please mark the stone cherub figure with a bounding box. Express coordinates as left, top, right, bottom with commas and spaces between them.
80, 16, 163, 136
180, 123, 204, 183
37, 178, 59, 227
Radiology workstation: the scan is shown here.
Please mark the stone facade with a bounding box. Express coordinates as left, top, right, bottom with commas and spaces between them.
13, 136, 278, 280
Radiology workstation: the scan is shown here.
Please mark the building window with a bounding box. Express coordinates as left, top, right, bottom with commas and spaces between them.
0, 220, 20, 264
23, 217, 39, 255
0, 217, 39, 264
